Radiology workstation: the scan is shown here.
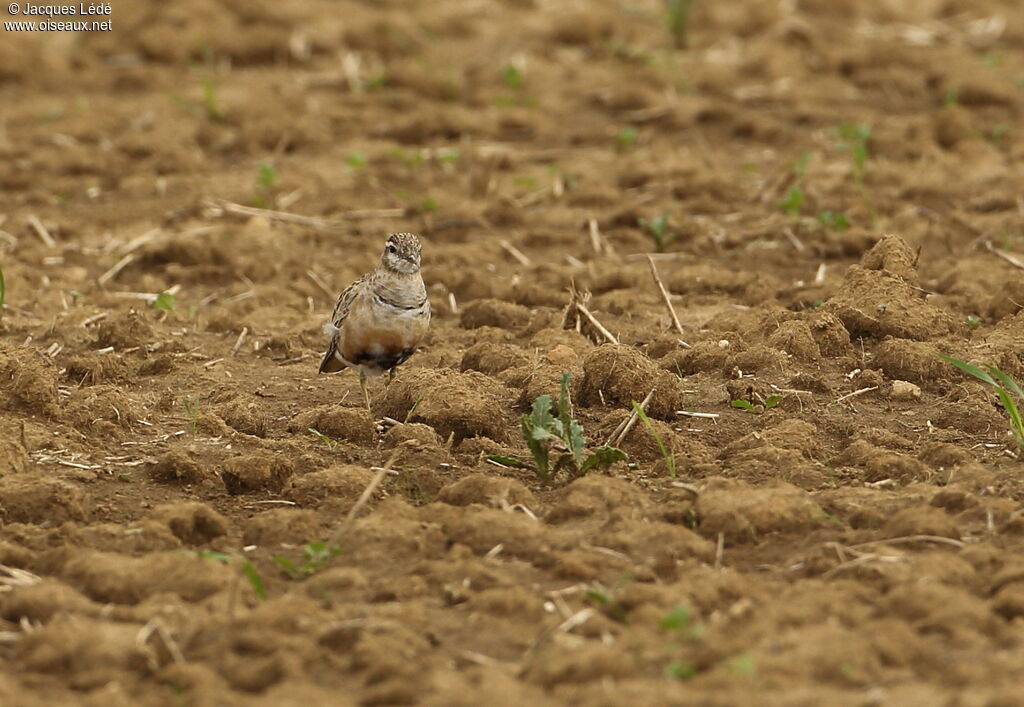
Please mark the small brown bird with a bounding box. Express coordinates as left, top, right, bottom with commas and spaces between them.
319, 233, 430, 408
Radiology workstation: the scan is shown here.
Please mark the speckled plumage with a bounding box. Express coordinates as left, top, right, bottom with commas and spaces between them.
318, 234, 430, 389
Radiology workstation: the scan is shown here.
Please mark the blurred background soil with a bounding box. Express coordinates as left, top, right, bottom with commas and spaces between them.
2, 0, 1024, 704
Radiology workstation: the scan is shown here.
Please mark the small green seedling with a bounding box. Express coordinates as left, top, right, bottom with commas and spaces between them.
200, 78, 223, 122
308, 428, 339, 450
256, 162, 277, 190
152, 292, 176, 312
616, 125, 639, 150
731, 395, 783, 413
436, 148, 460, 165
665, 0, 696, 49
835, 123, 871, 175
965, 315, 982, 329
666, 660, 698, 679
345, 152, 368, 170
658, 605, 692, 632
776, 186, 804, 216
639, 212, 674, 251
182, 399, 199, 436
489, 372, 626, 483
728, 653, 758, 678
252, 162, 277, 207
632, 400, 675, 477
659, 604, 702, 679
501, 64, 524, 90
990, 123, 1010, 146
939, 355, 1024, 449
420, 195, 440, 212
584, 582, 628, 623
817, 210, 850, 232
404, 392, 425, 423
273, 541, 342, 580
200, 550, 266, 601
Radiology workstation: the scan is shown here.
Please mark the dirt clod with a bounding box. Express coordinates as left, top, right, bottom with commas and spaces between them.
577, 344, 689, 419
376, 368, 513, 442
221, 452, 295, 494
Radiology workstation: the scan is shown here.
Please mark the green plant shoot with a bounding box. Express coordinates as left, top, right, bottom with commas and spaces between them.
632, 400, 675, 477
494, 372, 626, 483
939, 355, 1024, 449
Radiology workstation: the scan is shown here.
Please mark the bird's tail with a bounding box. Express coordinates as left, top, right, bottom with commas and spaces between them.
319, 322, 345, 373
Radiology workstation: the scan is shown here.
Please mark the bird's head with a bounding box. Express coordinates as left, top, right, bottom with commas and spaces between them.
380, 232, 422, 274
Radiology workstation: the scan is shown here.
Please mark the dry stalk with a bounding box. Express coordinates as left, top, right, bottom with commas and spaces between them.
306, 270, 335, 299
646, 255, 685, 337
326, 450, 401, 548
605, 388, 655, 447
98, 254, 136, 286
985, 240, 1024, 270
230, 327, 249, 357
499, 239, 531, 266
202, 198, 406, 230
27, 215, 56, 248
832, 386, 878, 405
562, 284, 618, 345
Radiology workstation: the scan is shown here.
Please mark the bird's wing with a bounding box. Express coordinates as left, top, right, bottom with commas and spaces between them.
330, 274, 366, 328
318, 275, 366, 374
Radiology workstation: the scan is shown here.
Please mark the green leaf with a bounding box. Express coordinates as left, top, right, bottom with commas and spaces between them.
632, 400, 675, 477
308, 428, 335, 449
272, 556, 302, 579
303, 541, 341, 565
558, 372, 586, 466
937, 354, 997, 386
345, 152, 367, 170
731, 399, 755, 411
994, 386, 1024, 448
729, 653, 758, 678
665, 660, 697, 680
763, 394, 783, 410
776, 186, 804, 216
152, 292, 176, 312
793, 150, 812, 177
658, 605, 691, 632
502, 64, 524, 89
616, 125, 638, 149
239, 560, 266, 601
578, 446, 627, 475
256, 162, 277, 189
985, 365, 1024, 399
530, 394, 554, 429
521, 414, 550, 481
816, 210, 850, 232
485, 454, 533, 469
199, 550, 232, 563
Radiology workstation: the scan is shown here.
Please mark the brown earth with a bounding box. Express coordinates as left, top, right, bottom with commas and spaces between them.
2, 0, 1024, 704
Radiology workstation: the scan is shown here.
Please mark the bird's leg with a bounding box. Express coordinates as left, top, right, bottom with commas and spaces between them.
387, 368, 396, 386
359, 371, 371, 411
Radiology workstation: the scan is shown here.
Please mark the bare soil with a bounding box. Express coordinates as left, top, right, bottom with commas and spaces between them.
3, 1, 1024, 704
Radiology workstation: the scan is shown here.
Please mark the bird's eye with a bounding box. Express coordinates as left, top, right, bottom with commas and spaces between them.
387, 245, 397, 254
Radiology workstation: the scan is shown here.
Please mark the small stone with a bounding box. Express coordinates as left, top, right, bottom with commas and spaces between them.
890, 380, 922, 401
718, 340, 730, 349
